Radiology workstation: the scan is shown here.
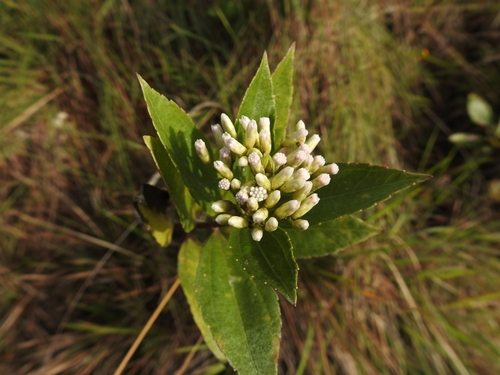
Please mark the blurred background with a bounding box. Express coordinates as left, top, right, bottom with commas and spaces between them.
1, 1, 500, 374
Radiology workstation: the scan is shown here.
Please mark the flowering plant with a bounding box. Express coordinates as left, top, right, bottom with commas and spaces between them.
138, 45, 429, 375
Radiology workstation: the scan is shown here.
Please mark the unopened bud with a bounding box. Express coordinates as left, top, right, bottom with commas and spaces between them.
292, 193, 320, 219
228, 216, 249, 229
259, 117, 271, 132
272, 152, 287, 167
293, 168, 310, 180
239, 115, 251, 131
271, 166, 294, 189
281, 128, 308, 146
221, 113, 237, 138
244, 120, 258, 149
314, 163, 339, 175
295, 120, 306, 131
238, 156, 248, 167
230, 178, 241, 190
212, 200, 235, 213
252, 207, 269, 224
255, 173, 271, 190
247, 152, 265, 174
305, 134, 321, 151
194, 139, 210, 164
219, 147, 232, 166
259, 129, 272, 154
293, 181, 313, 201
308, 155, 326, 173
280, 178, 307, 193
292, 219, 309, 231
247, 197, 259, 211
225, 136, 247, 156
214, 160, 234, 180
215, 214, 231, 225
265, 190, 281, 208
211, 124, 224, 148
235, 190, 249, 205
311, 173, 331, 192
264, 217, 279, 232
251, 226, 264, 241
274, 200, 300, 219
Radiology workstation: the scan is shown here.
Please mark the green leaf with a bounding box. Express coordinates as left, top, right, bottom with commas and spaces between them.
143, 136, 197, 232
178, 239, 226, 361
236, 52, 275, 139
305, 163, 431, 225
271, 44, 295, 151
229, 228, 297, 304
286, 216, 379, 259
467, 93, 493, 127
138, 75, 220, 215
196, 230, 281, 375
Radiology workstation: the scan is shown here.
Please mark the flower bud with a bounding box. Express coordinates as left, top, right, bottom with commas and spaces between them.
271, 166, 294, 189
248, 152, 265, 174
265, 190, 281, 208
238, 156, 248, 167
286, 144, 311, 165
259, 117, 270, 132
293, 181, 313, 201
244, 120, 258, 149
194, 139, 210, 164
259, 129, 272, 154
281, 128, 308, 146
274, 200, 300, 219
292, 219, 309, 231
211, 124, 224, 148
221, 113, 237, 138
215, 214, 231, 225
293, 168, 310, 180
230, 178, 241, 190
228, 216, 249, 229
311, 173, 331, 192
218, 178, 231, 190
239, 115, 250, 131
264, 217, 279, 232
225, 136, 247, 156
219, 147, 232, 166
247, 196, 259, 211
255, 173, 271, 190
249, 186, 268, 202
214, 160, 234, 180
280, 178, 307, 193
291, 193, 320, 219
252, 207, 269, 224
251, 226, 264, 242
295, 120, 306, 131
305, 134, 321, 152
308, 155, 325, 174
212, 200, 235, 213
314, 163, 339, 176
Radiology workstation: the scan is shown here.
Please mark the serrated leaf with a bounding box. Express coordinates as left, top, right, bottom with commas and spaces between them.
236, 52, 275, 139
271, 44, 295, 151
143, 136, 197, 232
286, 216, 379, 259
467, 93, 493, 127
304, 163, 431, 225
229, 228, 297, 304
178, 239, 226, 361
196, 231, 281, 375
138, 75, 220, 215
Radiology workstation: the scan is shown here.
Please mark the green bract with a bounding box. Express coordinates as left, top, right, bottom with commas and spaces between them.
138, 44, 431, 375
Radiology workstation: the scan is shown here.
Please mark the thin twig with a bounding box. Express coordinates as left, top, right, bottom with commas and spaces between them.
114, 277, 181, 375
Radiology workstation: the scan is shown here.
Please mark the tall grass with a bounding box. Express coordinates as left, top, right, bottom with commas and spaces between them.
1, 0, 500, 374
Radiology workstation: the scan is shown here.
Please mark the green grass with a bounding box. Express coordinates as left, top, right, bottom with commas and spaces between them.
1, 0, 500, 374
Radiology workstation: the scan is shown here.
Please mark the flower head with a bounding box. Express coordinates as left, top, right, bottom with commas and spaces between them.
195, 113, 339, 240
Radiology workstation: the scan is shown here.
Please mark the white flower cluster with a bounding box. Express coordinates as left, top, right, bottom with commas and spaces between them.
195, 114, 339, 241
